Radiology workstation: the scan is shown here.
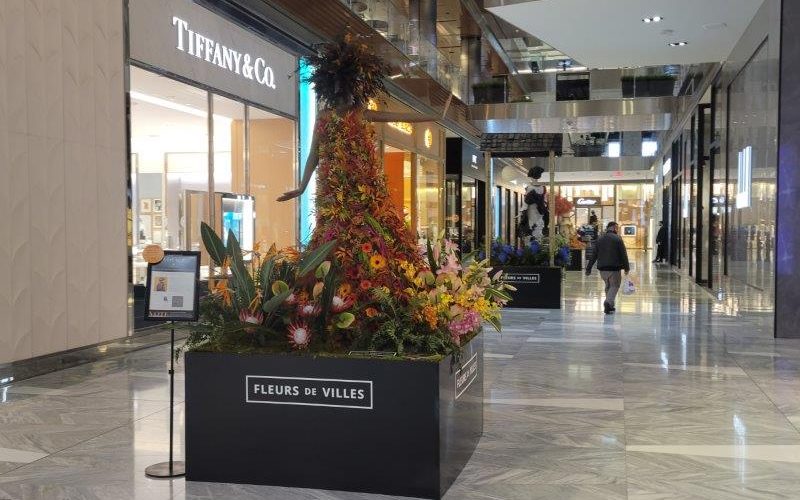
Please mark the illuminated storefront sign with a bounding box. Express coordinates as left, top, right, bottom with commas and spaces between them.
424, 129, 433, 148
172, 17, 276, 89
388, 122, 413, 135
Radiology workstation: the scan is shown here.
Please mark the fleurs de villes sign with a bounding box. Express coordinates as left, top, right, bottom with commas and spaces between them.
172, 16, 277, 89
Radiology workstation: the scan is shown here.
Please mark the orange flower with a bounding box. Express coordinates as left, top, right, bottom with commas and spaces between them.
365, 307, 379, 318
369, 254, 387, 270
338, 283, 353, 297
360, 280, 372, 291
422, 305, 438, 329
361, 243, 373, 253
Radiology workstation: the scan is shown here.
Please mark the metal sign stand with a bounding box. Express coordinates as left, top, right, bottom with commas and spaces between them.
145, 322, 186, 478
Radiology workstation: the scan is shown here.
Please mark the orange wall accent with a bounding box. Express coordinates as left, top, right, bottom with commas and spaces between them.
384, 152, 405, 219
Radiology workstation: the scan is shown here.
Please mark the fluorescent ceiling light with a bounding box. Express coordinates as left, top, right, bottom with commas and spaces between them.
643, 16, 664, 23
130, 91, 233, 122
517, 68, 533, 74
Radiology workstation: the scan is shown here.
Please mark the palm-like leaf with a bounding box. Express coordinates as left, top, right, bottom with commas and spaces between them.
297, 240, 337, 278
201, 222, 226, 266
226, 230, 255, 307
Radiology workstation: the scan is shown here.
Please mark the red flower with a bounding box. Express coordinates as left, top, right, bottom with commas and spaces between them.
297, 303, 321, 318
359, 280, 372, 291
238, 309, 264, 334
331, 295, 355, 314
287, 322, 312, 350
365, 307, 379, 318
361, 243, 373, 253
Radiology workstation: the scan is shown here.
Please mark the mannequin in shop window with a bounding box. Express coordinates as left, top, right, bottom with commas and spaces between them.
523, 166, 549, 242
276, 34, 451, 295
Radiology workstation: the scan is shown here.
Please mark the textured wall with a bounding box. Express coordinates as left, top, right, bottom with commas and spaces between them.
0, 0, 128, 363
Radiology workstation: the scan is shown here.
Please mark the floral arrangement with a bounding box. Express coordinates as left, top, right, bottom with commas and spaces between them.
485, 237, 571, 267
183, 223, 513, 359
554, 195, 574, 218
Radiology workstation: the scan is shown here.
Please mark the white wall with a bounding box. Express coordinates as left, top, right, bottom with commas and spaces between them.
0, 0, 128, 363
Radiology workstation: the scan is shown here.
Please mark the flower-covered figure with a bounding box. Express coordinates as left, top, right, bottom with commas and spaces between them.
277, 34, 450, 303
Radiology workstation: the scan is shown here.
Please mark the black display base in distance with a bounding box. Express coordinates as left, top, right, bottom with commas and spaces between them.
145, 461, 186, 478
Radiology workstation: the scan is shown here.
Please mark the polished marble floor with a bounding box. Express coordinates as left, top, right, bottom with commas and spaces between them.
1, 254, 799, 499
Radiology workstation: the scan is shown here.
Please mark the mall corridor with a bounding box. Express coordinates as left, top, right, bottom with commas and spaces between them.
0, 256, 797, 499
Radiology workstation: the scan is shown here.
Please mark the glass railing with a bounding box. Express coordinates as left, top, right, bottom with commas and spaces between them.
340, 0, 464, 98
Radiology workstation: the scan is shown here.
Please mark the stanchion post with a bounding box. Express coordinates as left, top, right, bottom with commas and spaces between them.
145, 321, 185, 478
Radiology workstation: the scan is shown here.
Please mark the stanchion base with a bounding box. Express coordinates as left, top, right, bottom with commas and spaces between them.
145, 461, 186, 478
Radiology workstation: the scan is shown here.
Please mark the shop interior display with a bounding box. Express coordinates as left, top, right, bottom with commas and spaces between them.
183, 35, 512, 359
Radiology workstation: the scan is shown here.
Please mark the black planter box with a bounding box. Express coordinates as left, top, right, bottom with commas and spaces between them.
184, 334, 484, 499
566, 249, 584, 271
498, 266, 562, 309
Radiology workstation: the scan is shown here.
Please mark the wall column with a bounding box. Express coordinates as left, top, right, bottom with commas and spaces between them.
776, 0, 800, 338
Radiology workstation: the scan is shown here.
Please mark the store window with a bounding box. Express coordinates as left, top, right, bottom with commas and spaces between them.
616, 184, 654, 249
129, 66, 297, 284
417, 155, 443, 240
130, 68, 209, 283
462, 177, 478, 252
248, 106, 297, 248
384, 146, 413, 225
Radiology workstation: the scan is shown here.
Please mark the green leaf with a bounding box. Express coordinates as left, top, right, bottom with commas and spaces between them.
298, 240, 337, 278
226, 230, 255, 307
426, 239, 438, 273
364, 214, 390, 241
334, 312, 355, 328
262, 288, 293, 315
201, 222, 226, 266
315, 260, 331, 279
271, 280, 289, 295
259, 257, 276, 297
486, 288, 513, 302
487, 316, 502, 332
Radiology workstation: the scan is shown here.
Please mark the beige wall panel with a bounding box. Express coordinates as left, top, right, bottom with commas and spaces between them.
0, 0, 11, 364
10, 131, 32, 362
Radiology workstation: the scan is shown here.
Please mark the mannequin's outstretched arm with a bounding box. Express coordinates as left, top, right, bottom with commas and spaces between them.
277, 130, 319, 201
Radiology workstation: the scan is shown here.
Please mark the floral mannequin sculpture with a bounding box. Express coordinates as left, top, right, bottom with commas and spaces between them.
523, 166, 549, 242
278, 35, 451, 299
185, 35, 509, 359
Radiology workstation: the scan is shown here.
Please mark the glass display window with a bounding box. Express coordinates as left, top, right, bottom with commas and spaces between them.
417, 155, 444, 241
129, 66, 297, 284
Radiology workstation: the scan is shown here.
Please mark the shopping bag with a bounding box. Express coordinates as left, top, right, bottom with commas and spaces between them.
621, 277, 636, 295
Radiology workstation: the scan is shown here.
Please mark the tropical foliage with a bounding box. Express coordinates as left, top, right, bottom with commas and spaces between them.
183, 224, 513, 359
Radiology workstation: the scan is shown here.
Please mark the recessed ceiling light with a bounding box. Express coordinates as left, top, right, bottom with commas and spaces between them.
669, 41, 688, 47
643, 15, 664, 23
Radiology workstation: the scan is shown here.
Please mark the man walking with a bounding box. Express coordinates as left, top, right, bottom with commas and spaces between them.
586, 222, 630, 314
653, 221, 667, 263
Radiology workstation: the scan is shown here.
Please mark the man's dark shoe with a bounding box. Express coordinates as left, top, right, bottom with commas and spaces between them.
603, 302, 613, 314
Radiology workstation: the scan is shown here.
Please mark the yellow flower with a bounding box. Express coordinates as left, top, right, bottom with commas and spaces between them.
369, 254, 387, 270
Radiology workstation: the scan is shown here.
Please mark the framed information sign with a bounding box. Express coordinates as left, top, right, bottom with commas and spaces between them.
145, 250, 201, 321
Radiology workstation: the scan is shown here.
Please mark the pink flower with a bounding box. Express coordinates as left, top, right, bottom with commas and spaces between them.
437, 253, 462, 275
447, 310, 481, 344
287, 322, 312, 349
443, 239, 459, 254
297, 303, 321, 318
284, 293, 298, 306
238, 309, 264, 334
